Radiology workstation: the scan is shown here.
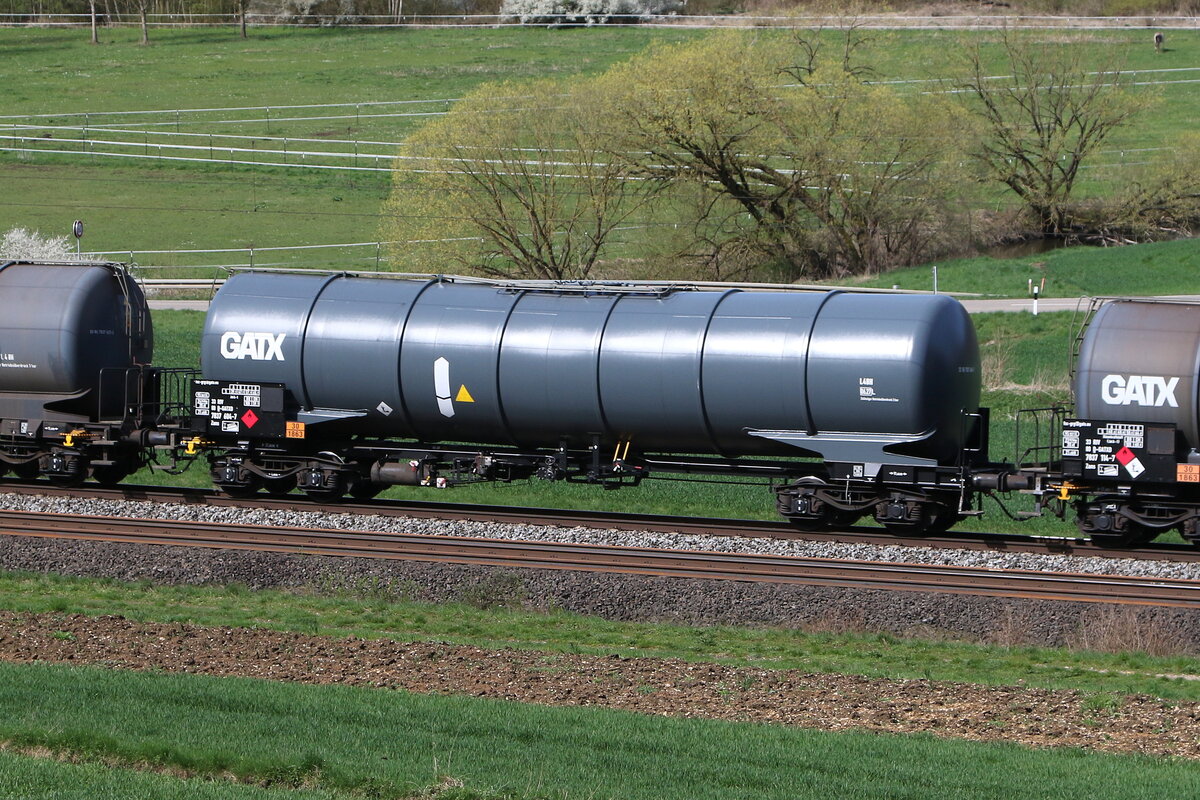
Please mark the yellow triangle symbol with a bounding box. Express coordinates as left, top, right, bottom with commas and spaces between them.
456, 384, 475, 403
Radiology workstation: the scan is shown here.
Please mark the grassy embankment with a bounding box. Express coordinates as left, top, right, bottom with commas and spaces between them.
4, 570, 1200, 701
854, 237, 1200, 299
2, 566, 1200, 797
1, 659, 1199, 800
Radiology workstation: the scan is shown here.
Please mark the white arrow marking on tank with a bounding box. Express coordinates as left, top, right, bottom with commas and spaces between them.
434, 357, 455, 418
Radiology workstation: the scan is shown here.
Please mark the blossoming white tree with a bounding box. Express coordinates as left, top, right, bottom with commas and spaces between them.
0, 227, 80, 261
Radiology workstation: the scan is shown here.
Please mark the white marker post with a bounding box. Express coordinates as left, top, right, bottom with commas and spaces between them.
1032, 284, 1040, 316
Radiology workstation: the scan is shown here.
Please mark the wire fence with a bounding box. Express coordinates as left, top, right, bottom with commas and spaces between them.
87, 239, 421, 275
0, 123, 403, 172
86, 229, 668, 275
2, 12, 1199, 30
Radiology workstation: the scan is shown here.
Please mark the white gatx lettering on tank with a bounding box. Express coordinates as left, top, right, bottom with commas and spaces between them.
219, 332, 287, 361
1100, 374, 1180, 408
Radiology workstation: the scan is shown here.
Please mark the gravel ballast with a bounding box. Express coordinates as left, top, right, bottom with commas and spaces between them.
2, 491, 1197, 581
3, 492, 1200, 651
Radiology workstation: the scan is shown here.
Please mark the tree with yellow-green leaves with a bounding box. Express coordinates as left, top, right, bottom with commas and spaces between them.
383, 29, 969, 281
383, 78, 663, 280
592, 30, 970, 279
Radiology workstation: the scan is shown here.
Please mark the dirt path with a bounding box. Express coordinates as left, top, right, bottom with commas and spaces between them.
3, 612, 1199, 759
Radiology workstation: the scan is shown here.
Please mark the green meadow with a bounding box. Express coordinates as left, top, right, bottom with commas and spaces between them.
2, 26, 1198, 264
0, 659, 1198, 800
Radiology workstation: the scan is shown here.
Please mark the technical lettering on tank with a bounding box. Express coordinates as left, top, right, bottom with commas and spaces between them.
1101, 374, 1180, 407
858, 376, 899, 403
219, 332, 286, 361
0, 352, 35, 369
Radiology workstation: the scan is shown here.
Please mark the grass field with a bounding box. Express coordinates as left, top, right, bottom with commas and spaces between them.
2, 26, 1198, 267
5, 570, 1200, 701
2, 659, 1200, 800
854, 238, 1200, 298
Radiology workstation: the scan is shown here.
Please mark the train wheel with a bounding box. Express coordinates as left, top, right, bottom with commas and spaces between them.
299, 468, 348, 501
215, 477, 262, 498
263, 476, 297, 497
48, 471, 87, 488
1089, 523, 1158, 548
91, 464, 132, 487
925, 506, 962, 534
45, 451, 87, 488
348, 479, 384, 500
91, 453, 139, 487
304, 480, 346, 501
876, 500, 957, 535
11, 461, 40, 480
1079, 504, 1160, 547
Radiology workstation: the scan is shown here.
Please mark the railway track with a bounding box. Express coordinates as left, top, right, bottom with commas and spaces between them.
1, 479, 1198, 563
3, 508, 1199, 608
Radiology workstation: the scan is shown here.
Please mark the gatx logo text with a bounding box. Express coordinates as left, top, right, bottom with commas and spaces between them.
1101, 374, 1179, 407
220, 332, 286, 361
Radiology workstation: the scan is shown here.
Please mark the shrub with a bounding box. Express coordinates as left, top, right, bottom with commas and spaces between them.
0, 227, 80, 261
500, 0, 681, 25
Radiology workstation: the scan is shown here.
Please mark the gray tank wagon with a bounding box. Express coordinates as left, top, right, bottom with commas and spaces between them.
198, 272, 987, 530
1045, 299, 1200, 544
0, 261, 180, 485
1075, 300, 1200, 450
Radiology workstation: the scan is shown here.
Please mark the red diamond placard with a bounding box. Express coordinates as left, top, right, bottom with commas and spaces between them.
1115, 446, 1135, 466
241, 409, 259, 428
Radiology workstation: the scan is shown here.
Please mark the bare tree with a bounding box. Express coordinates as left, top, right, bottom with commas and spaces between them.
89, 0, 99, 44
955, 29, 1150, 236
384, 79, 661, 280
130, 0, 149, 44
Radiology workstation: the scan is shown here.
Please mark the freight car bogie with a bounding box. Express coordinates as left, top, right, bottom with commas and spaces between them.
873, 490, 966, 534
1074, 496, 1195, 547
0, 426, 149, 487
774, 478, 865, 529
205, 440, 630, 501
775, 471, 973, 534
208, 445, 388, 501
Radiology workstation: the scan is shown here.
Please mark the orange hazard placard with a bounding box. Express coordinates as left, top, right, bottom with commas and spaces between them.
1177, 464, 1200, 483
286, 421, 306, 439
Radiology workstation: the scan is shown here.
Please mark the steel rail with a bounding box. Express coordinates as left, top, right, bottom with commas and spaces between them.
1, 509, 1197, 608
1, 479, 1197, 563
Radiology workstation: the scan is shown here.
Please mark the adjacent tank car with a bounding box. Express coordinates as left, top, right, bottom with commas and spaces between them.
1046, 299, 1200, 545
0, 260, 180, 485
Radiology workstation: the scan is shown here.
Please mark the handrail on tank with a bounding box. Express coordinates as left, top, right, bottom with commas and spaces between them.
0, 259, 127, 269
218, 266, 982, 297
